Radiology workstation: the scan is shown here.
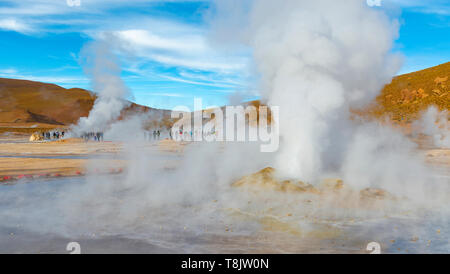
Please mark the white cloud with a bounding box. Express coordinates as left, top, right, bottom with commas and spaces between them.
0, 0, 249, 93
0, 0, 208, 16
0, 68, 18, 75
0, 18, 33, 34
107, 28, 248, 73
145, 92, 189, 98
115, 29, 206, 53
0, 70, 88, 86
150, 53, 246, 72
387, 0, 450, 15
161, 75, 235, 88
0, 0, 247, 74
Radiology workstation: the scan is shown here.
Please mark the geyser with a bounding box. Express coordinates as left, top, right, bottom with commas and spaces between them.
414, 106, 450, 149
73, 41, 131, 134
211, 0, 439, 201
247, 0, 401, 180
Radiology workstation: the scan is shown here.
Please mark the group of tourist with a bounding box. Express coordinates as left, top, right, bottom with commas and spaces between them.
144, 130, 162, 141
153, 130, 161, 140
169, 128, 216, 142
81, 132, 104, 142
41, 130, 65, 140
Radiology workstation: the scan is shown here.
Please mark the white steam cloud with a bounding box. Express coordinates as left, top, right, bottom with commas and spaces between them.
73, 41, 131, 134
413, 106, 450, 148
211, 0, 443, 201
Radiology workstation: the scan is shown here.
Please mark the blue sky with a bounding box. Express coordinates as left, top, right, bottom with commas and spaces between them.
0, 0, 449, 110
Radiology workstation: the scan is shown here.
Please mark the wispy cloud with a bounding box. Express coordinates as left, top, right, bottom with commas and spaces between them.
0, 18, 34, 34
0, 0, 248, 92
161, 75, 235, 89
388, 0, 450, 15
0, 67, 88, 86
0, 0, 208, 17
0, 68, 18, 74
143, 92, 190, 98
115, 29, 206, 53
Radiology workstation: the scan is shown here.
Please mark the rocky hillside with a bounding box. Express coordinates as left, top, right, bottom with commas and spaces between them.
368, 62, 449, 122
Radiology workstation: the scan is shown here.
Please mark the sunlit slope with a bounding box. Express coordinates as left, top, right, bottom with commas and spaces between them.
1, 62, 448, 129
369, 62, 449, 122
0, 78, 168, 129
0, 78, 95, 125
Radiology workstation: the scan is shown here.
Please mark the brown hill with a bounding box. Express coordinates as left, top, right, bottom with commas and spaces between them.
0, 78, 171, 132
367, 62, 449, 123
0, 78, 95, 126
246, 63, 449, 125
1, 62, 448, 133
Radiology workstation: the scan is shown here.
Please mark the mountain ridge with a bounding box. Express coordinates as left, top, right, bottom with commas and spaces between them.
0, 78, 170, 129
0, 62, 448, 133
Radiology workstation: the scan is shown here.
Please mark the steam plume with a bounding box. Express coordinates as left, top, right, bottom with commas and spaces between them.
210, 0, 446, 202
413, 106, 450, 148
73, 41, 131, 134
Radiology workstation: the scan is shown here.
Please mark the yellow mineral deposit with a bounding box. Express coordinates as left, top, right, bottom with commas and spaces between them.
231, 167, 320, 194
232, 167, 396, 204
29, 132, 43, 142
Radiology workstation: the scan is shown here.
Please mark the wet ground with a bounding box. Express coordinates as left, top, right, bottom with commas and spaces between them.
0, 175, 448, 254
0, 135, 448, 254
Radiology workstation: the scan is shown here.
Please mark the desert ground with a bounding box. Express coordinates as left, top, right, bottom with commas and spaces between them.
1, 131, 447, 181
0, 132, 448, 254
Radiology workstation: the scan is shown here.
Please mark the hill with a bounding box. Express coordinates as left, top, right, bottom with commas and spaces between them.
368, 62, 449, 122
0, 78, 95, 126
0, 78, 171, 133
0, 62, 448, 133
